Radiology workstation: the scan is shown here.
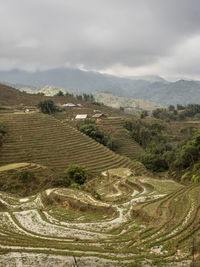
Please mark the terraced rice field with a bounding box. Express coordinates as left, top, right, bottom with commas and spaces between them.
0, 168, 198, 266
0, 113, 199, 266
98, 117, 143, 160
0, 113, 147, 175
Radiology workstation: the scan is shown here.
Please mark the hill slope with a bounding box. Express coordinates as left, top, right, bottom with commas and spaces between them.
0, 113, 148, 175
97, 117, 143, 160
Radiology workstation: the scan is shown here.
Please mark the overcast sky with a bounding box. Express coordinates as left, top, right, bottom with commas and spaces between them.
1, 0, 200, 81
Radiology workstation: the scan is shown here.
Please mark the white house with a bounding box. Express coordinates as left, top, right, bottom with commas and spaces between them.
62, 103, 77, 107
75, 114, 87, 120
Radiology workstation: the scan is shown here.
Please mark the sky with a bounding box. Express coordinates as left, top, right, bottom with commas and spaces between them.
1, 0, 200, 81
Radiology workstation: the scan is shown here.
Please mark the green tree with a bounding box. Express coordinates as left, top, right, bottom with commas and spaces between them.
168, 105, 175, 111
140, 110, 148, 119
38, 100, 57, 114
13, 170, 35, 183
177, 104, 185, 110
79, 124, 106, 145
56, 90, 64, 96
66, 164, 89, 185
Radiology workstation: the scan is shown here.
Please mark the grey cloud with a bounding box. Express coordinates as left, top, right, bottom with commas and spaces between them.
0, 0, 200, 79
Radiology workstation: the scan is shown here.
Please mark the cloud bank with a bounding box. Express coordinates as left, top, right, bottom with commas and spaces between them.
1, 0, 200, 80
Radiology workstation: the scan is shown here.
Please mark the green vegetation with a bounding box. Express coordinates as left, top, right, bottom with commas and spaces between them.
0, 122, 6, 147
124, 117, 200, 182
56, 164, 90, 187
77, 119, 118, 151
37, 100, 57, 114
66, 164, 89, 185
76, 93, 95, 102
140, 110, 148, 119
56, 90, 64, 96
13, 170, 35, 183
169, 132, 200, 181
97, 117, 143, 160
152, 103, 200, 121
124, 119, 170, 172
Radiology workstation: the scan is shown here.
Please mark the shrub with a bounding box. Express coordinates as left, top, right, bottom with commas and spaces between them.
181, 171, 190, 181
56, 175, 72, 187
140, 110, 148, 119
79, 124, 106, 145
193, 162, 200, 171
0, 122, 6, 147
56, 90, 64, 96
37, 100, 57, 114
192, 174, 200, 183
65, 164, 90, 185
13, 170, 35, 183
78, 122, 117, 151
139, 152, 168, 172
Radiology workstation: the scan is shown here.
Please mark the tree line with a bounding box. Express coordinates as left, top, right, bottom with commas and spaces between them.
124, 118, 200, 182
152, 104, 200, 121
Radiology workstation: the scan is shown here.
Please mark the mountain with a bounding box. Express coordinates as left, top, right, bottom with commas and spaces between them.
125, 75, 167, 83
1, 68, 200, 106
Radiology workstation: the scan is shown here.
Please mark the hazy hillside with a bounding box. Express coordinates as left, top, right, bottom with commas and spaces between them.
1, 68, 200, 106
125, 75, 167, 83
93, 91, 161, 112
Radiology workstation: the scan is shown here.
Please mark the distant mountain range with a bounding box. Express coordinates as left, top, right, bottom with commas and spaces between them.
1, 68, 200, 106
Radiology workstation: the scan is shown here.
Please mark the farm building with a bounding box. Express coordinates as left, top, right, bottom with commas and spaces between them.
62, 103, 77, 107
92, 113, 106, 120
75, 114, 87, 120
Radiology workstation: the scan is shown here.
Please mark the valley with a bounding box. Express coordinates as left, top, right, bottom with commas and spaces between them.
0, 84, 199, 266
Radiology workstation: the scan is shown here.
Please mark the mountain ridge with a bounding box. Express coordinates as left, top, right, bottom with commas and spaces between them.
1, 68, 200, 106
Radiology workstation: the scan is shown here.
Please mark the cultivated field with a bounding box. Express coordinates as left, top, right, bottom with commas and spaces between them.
0, 167, 199, 266
0, 112, 199, 266
0, 113, 148, 175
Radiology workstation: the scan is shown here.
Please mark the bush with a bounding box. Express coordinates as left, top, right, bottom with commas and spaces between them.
78, 122, 118, 151
183, 104, 200, 117
56, 175, 72, 187
56, 90, 64, 96
65, 164, 90, 185
194, 113, 200, 120
79, 124, 106, 145
13, 170, 35, 183
181, 171, 190, 181
140, 152, 168, 172
37, 100, 57, 114
192, 174, 200, 183
124, 119, 165, 149
193, 162, 200, 171
0, 122, 6, 147
140, 110, 148, 119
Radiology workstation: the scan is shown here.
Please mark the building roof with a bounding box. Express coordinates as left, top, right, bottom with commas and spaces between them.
75, 114, 87, 119
62, 103, 77, 107
92, 113, 106, 118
